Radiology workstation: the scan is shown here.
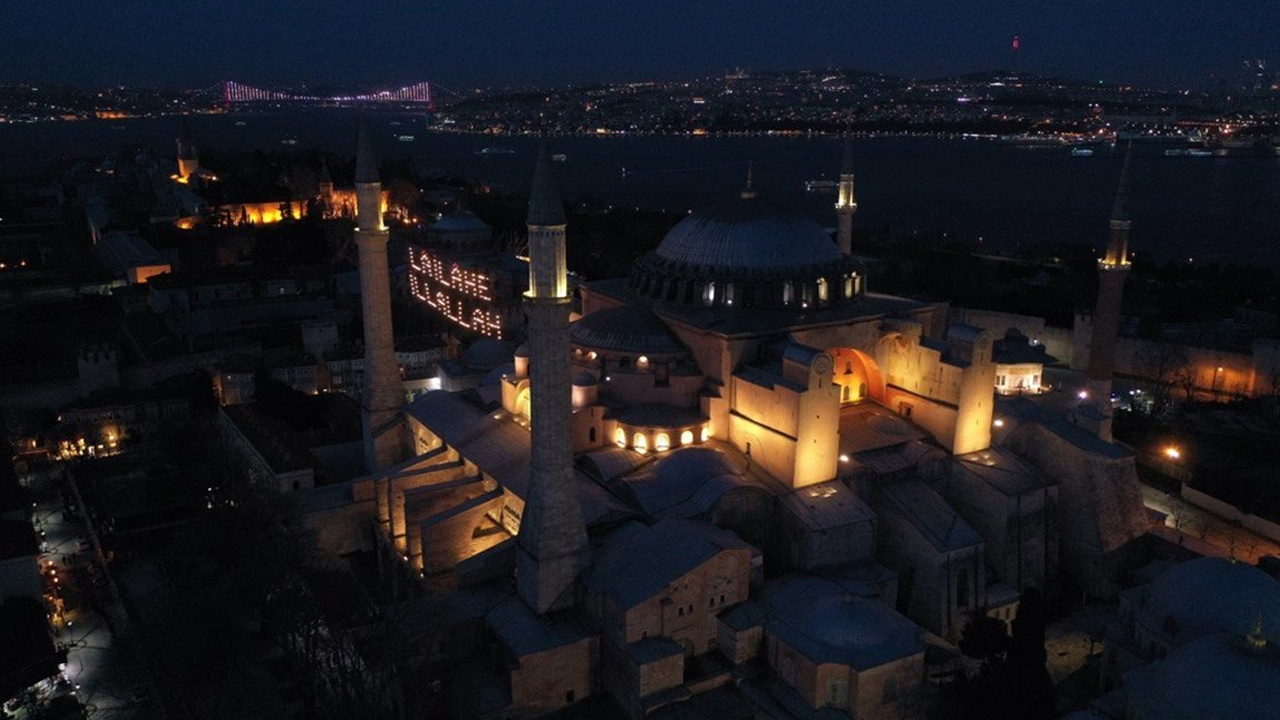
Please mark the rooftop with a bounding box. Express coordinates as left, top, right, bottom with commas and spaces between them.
876, 479, 983, 553
588, 518, 754, 611
954, 446, 1056, 496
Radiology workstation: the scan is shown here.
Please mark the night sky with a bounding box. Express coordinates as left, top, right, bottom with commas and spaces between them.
4, 0, 1279, 89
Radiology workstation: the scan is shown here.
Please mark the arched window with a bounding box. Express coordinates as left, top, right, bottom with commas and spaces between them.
845, 360, 853, 375
637, 356, 649, 370
654, 433, 670, 452
724, 283, 736, 306
782, 282, 794, 305
702, 282, 716, 305
700, 427, 710, 442
817, 277, 829, 302
633, 433, 648, 454
589, 427, 597, 443
845, 275, 855, 298
680, 430, 694, 445
614, 428, 627, 448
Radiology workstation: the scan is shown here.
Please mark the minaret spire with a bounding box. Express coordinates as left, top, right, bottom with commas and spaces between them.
176, 118, 199, 182
1082, 147, 1134, 441
516, 141, 590, 615
354, 122, 405, 472
835, 131, 858, 255
740, 161, 757, 200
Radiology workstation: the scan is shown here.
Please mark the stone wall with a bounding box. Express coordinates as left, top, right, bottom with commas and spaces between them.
1003, 423, 1148, 596
509, 637, 596, 713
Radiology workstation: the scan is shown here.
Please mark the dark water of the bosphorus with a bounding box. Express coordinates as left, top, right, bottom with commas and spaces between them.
3, 109, 1280, 267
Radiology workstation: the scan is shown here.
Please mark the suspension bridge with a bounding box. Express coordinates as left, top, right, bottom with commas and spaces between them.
221, 80, 434, 105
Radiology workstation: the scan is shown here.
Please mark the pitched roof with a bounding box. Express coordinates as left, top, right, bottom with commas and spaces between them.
587, 519, 753, 611
876, 479, 982, 552
404, 391, 635, 527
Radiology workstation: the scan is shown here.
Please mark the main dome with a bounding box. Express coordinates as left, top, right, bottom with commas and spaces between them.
628, 195, 864, 310
655, 197, 842, 270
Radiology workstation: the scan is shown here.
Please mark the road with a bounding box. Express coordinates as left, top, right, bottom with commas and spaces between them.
17, 467, 146, 719
1140, 484, 1280, 564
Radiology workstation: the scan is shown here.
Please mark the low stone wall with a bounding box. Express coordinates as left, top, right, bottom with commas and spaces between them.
1181, 483, 1280, 545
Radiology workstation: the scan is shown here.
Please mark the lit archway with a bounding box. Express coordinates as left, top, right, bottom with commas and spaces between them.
654, 433, 670, 452
515, 387, 532, 418
827, 347, 884, 403
633, 433, 648, 454
680, 430, 694, 446
614, 428, 627, 447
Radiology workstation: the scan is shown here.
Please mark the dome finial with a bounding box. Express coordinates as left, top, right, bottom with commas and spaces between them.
741, 161, 757, 200
1247, 614, 1268, 651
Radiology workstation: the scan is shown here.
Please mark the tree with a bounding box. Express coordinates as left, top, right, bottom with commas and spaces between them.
1141, 343, 1189, 413
959, 615, 1010, 666
1004, 588, 1056, 720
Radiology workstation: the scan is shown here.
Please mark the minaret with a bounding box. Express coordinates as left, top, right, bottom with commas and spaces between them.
835, 133, 858, 255
318, 159, 334, 199
515, 144, 590, 615
176, 118, 199, 182
1083, 149, 1133, 441
354, 124, 405, 472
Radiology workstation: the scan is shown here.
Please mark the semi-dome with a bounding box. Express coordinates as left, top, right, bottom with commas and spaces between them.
655, 197, 841, 271
628, 194, 864, 310
570, 306, 687, 356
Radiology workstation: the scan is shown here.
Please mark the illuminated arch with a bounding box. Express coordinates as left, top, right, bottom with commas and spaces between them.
680, 430, 694, 446
515, 387, 532, 418
828, 347, 885, 403
614, 427, 627, 447
654, 433, 670, 452
633, 433, 648, 454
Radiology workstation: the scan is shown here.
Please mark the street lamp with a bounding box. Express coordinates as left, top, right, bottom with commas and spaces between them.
1165, 446, 1181, 460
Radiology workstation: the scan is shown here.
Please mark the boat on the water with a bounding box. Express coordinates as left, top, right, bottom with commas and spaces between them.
1070, 147, 1094, 157
1165, 149, 1187, 157
998, 133, 1067, 147
551, 153, 567, 162
805, 179, 839, 191
475, 146, 515, 156
397, 135, 415, 142
1187, 149, 1213, 157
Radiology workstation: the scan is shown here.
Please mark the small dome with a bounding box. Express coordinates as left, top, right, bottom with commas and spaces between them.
655, 196, 841, 272
432, 211, 490, 233
572, 371, 597, 387
571, 307, 686, 356
514, 344, 530, 359
1131, 633, 1280, 720
1140, 558, 1280, 644
463, 338, 512, 369
763, 575, 923, 670
796, 595, 895, 648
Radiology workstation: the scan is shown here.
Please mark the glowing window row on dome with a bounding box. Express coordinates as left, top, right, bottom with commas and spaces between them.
613, 425, 710, 454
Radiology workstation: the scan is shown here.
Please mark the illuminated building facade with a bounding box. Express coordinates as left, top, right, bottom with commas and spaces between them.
303, 142, 1148, 718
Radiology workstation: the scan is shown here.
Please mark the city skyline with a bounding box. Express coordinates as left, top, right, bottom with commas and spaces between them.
4, 0, 1279, 90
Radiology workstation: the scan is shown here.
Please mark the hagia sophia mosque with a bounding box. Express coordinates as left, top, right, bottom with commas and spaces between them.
300, 127, 1279, 720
